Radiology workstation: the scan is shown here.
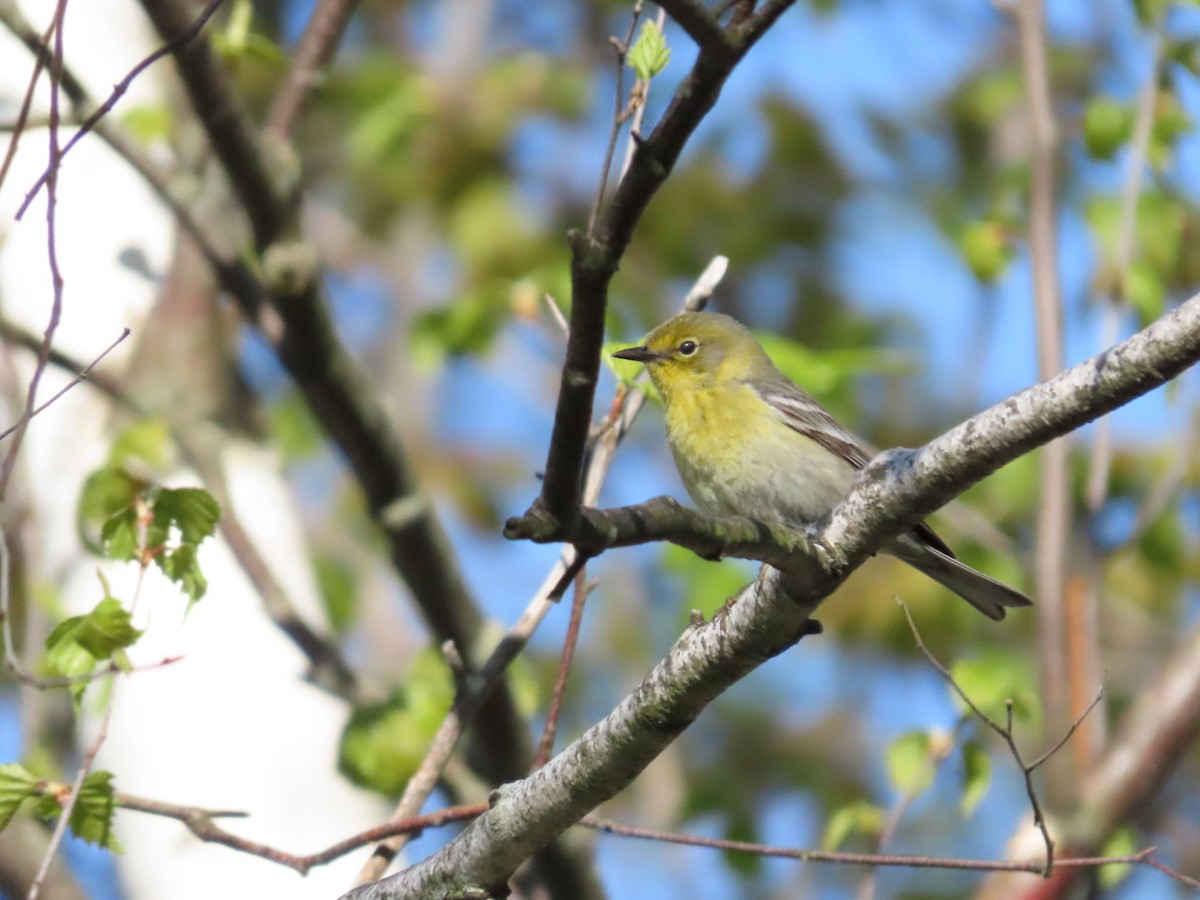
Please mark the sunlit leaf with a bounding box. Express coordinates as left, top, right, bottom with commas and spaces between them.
886, 730, 936, 798
629, 21, 671, 81
949, 652, 1040, 726
1082, 96, 1133, 160
959, 219, 1014, 282
69, 771, 120, 850
0, 764, 39, 831
822, 799, 883, 850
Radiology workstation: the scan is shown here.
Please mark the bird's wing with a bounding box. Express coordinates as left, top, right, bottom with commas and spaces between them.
753, 379, 873, 470
753, 378, 958, 560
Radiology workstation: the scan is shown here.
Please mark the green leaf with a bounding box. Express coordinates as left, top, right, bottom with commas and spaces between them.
1082, 96, 1133, 160
100, 508, 140, 562
1124, 261, 1165, 325
45, 618, 99, 689
0, 763, 39, 831
72, 598, 141, 660
1098, 825, 1136, 889
150, 488, 221, 548
339, 651, 454, 796
338, 697, 428, 796
960, 740, 991, 817
107, 419, 172, 471
886, 731, 936, 798
70, 771, 120, 850
148, 488, 221, 607
157, 543, 208, 607
959, 220, 1014, 282
78, 468, 139, 541
628, 21, 671, 81
44, 598, 142, 703
949, 652, 1040, 726
120, 105, 173, 144
821, 799, 883, 850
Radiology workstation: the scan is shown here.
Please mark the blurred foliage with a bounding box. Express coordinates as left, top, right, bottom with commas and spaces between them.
339, 647, 455, 795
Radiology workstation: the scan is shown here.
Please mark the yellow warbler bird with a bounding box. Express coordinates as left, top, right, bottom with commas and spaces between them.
613, 311, 1033, 620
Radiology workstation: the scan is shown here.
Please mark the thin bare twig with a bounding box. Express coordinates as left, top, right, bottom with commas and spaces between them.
588, 1, 644, 235
900, 600, 1104, 877
14, 0, 230, 221
265, 0, 359, 138
0, 328, 130, 441
0, 0, 69, 501
111, 792, 487, 875
583, 816, 1199, 890
0, 0, 60, 195
534, 569, 595, 768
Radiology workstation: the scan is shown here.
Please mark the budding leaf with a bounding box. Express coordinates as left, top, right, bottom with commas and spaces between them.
629, 21, 671, 81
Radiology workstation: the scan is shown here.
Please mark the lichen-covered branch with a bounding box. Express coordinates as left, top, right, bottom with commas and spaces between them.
464, 294, 1200, 900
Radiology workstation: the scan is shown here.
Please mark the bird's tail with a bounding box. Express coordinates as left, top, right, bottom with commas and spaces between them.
891, 540, 1034, 621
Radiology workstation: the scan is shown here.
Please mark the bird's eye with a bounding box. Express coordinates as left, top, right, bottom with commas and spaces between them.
678, 340, 698, 356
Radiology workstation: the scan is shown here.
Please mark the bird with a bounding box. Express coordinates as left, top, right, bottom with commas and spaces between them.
613, 311, 1033, 620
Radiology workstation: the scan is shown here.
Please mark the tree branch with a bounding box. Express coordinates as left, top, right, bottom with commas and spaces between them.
265, 0, 359, 139
459, 293, 1200, 900
530, 1, 795, 528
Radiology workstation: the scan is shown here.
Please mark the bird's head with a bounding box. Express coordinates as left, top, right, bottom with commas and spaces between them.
612, 311, 772, 400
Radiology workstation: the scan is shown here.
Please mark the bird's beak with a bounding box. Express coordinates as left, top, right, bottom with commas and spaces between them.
612, 345, 663, 364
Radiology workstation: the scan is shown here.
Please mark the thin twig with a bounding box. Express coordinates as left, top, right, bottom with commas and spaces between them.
265, 0, 359, 138
588, 1, 644, 235
14, 0, 230, 221
0, 0, 70, 501
0, 328, 130, 441
0, 0, 59, 195
618, 6, 666, 180
581, 816, 1175, 879
534, 569, 595, 768
111, 792, 487, 875
1028, 689, 1105, 773
900, 601, 1104, 877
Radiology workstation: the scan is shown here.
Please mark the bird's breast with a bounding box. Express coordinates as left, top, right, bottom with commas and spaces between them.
663, 382, 856, 524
